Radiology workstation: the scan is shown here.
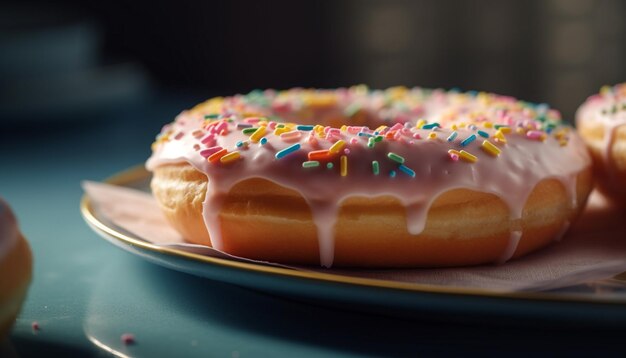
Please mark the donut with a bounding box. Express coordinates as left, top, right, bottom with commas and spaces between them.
0, 198, 32, 337
576, 83, 626, 201
147, 86, 592, 268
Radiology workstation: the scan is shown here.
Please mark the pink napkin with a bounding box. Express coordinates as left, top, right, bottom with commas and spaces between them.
83, 181, 626, 292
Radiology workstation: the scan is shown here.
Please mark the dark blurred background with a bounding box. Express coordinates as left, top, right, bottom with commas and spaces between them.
1, 0, 625, 127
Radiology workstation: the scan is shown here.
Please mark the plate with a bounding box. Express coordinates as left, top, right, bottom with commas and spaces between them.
81, 166, 626, 327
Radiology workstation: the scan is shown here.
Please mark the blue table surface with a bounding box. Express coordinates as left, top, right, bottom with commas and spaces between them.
2, 93, 626, 357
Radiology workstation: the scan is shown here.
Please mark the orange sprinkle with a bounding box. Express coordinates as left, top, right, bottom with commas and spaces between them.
308, 149, 332, 161
208, 148, 228, 163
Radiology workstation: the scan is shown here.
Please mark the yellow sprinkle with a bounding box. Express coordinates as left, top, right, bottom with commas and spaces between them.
494, 130, 507, 144
340, 155, 348, 176
559, 139, 568, 147
375, 125, 388, 132
516, 127, 526, 135
459, 150, 478, 163
314, 125, 324, 133
415, 119, 426, 129
427, 132, 437, 140
459, 122, 467, 128
250, 126, 267, 142
329, 140, 346, 154
481, 140, 501, 157
220, 151, 241, 164
483, 122, 493, 128
274, 127, 290, 136
340, 125, 348, 132
499, 127, 512, 134
451, 124, 458, 130
600, 85, 612, 95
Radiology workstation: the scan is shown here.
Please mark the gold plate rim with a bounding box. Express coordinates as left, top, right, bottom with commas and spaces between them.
80, 165, 626, 305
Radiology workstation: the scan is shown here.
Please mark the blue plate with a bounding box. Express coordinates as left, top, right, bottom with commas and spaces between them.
81, 166, 626, 327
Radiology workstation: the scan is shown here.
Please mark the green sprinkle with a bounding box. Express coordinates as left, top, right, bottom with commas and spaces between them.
389, 170, 397, 178
367, 137, 375, 148
302, 160, 320, 168
387, 152, 405, 164
242, 127, 258, 134
344, 102, 361, 117
494, 124, 509, 130
276, 124, 286, 128
327, 162, 334, 169
374, 135, 384, 142
372, 161, 380, 175
204, 114, 220, 119
422, 122, 440, 129
297, 125, 315, 131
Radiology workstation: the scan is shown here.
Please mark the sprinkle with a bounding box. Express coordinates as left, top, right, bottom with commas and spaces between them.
340, 155, 348, 176
329, 140, 346, 154
200, 146, 223, 158
374, 135, 384, 142
237, 123, 253, 129
308, 149, 332, 161
483, 122, 494, 128
448, 150, 460, 161
280, 130, 302, 142
447, 131, 458, 142
357, 132, 374, 138
242, 127, 258, 135
422, 122, 440, 130
427, 132, 437, 140
367, 137, 375, 148
204, 114, 220, 119
302, 160, 320, 168
344, 102, 361, 117
260, 137, 268, 145
398, 164, 416, 177
526, 130, 546, 141
372, 161, 380, 175
192, 129, 204, 138
460, 134, 476, 147
208, 148, 228, 163
349, 137, 359, 145
200, 133, 216, 144
477, 130, 489, 138
297, 125, 315, 131
249, 126, 267, 142
387, 152, 405, 164
494, 129, 507, 143
327, 162, 334, 169
275, 143, 301, 159
121, 333, 135, 345
458, 150, 478, 163
236, 140, 245, 148
389, 170, 397, 178
415, 119, 426, 129
495, 125, 512, 133
220, 151, 241, 164
481, 140, 501, 157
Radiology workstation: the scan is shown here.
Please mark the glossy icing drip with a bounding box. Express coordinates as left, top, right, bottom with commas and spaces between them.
0, 198, 19, 261
147, 86, 590, 267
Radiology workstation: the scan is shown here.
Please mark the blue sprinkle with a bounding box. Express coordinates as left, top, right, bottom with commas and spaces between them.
468, 124, 477, 131
236, 141, 244, 147
398, 164, 416, 178
275, 143, 301, 159
296, 125, 314, 131
447, 131, 458, 142
422, 122, 440, 130
460, 134, 476, 147
389, 170, 397, 178
477, 130, 489, 138
358, 132, 374, 138
260, 137, 268, 145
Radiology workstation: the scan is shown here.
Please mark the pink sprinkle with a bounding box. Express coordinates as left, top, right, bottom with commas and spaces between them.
409, 140, 415, 145
268, 121, 277, 129
192, 129, 204, 138
245, 117, 261, 124
219, 129, 228, 136
449, 153, 459, 161
344, 148, 350, 154
349, 137, 359, 145
412, 133, 421, 139
280, 130, 302, 142
213, 121, 228, 133
31, 321, 40, 331
174, 132, 184, 140
200, 146, 223, 158
121, 333, 135, 345
390, 123, 403, 132
200, 133, 216, 144
347, 126, 362, 134
526, 130, 544, 140
328, 128, 341, 136
193, 144, 201, 151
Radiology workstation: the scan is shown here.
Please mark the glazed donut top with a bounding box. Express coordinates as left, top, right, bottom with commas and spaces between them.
0, 198, 19, 261
577, 83, 626, 128
147, 86, 591, 267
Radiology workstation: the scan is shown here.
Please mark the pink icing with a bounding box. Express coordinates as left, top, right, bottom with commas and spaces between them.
147, 87, 591, 267
576, 83, 626, 191
0, 198, 19, 261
